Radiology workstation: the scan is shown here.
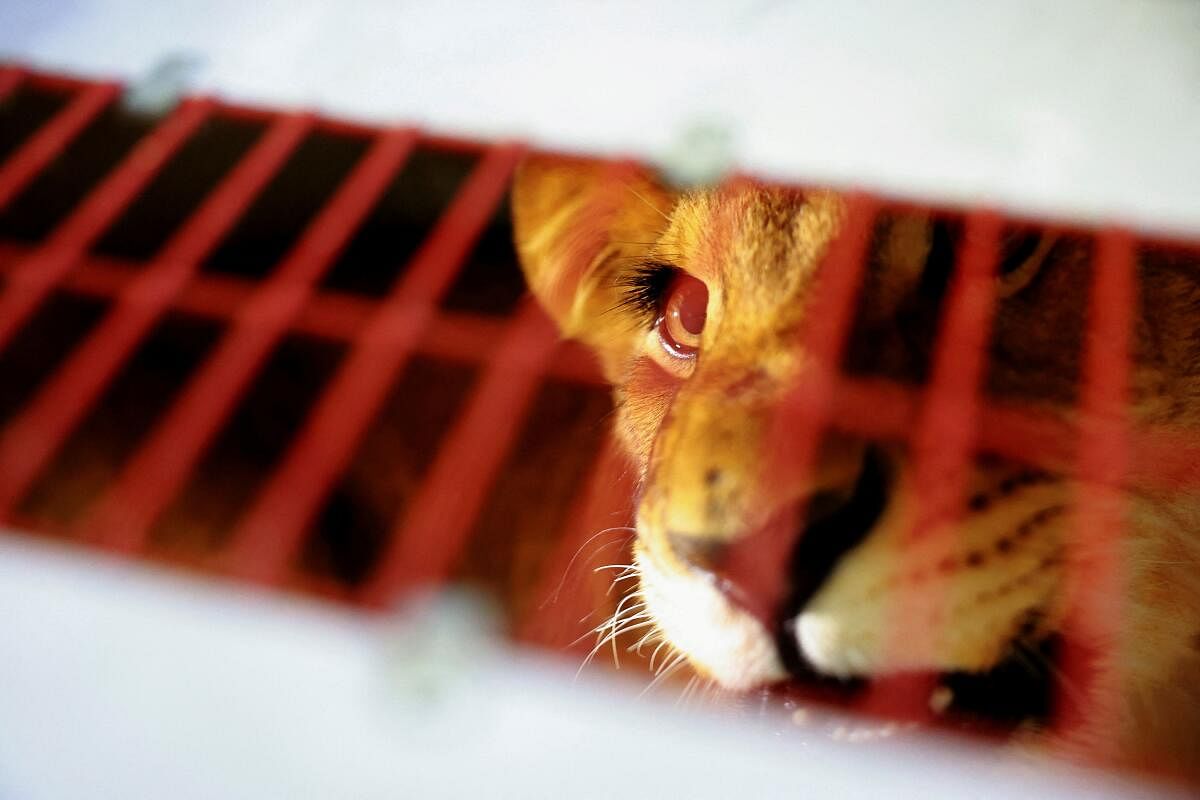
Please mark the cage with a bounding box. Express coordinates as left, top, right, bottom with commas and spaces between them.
2, 3, 1200, 798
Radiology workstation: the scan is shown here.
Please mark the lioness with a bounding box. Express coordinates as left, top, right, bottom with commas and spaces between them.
513, 155, 1200, 779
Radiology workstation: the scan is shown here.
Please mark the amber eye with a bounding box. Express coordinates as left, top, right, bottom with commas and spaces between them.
657, 274, 708, 358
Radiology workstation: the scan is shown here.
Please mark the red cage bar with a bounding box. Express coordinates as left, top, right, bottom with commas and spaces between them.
0, 65, 1195, 779
1056, 228, 1136, 756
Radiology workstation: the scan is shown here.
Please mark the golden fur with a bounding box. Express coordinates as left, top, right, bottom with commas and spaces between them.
512, 155, 1200, 778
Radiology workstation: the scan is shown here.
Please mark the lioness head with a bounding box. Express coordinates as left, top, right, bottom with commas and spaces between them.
513, 155, 1200, 775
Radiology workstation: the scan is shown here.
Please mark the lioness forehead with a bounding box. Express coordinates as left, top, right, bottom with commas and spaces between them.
652, 189, 845, 324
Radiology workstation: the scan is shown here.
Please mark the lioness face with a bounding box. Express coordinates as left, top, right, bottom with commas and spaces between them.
513, 155, 1200, 773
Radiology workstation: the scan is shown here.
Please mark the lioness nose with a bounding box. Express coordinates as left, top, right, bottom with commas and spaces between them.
666, 511, 800, 629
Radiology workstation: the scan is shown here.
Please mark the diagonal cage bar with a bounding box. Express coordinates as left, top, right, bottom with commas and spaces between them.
0, 113, 312, 518
0, 81, 120, 211
223, 143, 524, 585
859, 211, 1002, 722
77, 126, 420, 552
357, 299, 559, 606
0, 97, 213, 353
1053, 228, 1135, 755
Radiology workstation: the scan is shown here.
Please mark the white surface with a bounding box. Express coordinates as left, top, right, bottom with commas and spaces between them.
2, 1, 1200, 235
0, 533, 1188, 799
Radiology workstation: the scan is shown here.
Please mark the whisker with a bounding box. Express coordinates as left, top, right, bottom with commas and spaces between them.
541, 527, 637, 610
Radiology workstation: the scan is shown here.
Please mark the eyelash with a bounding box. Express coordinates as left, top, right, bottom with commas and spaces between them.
616, 261, 677, 324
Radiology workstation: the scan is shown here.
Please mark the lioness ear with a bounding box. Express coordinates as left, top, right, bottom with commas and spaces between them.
512, 155, 675, 368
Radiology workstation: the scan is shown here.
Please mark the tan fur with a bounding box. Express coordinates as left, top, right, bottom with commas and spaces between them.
513, 156, 1200, 779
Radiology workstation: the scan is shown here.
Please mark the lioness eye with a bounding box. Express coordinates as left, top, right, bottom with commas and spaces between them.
658, 274, 708, 357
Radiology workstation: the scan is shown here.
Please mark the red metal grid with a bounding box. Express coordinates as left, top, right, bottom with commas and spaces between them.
0, 242, 606, 386
222, 142, 524, 586
0, 65, 1193, 775
0, 97, 214, 351
0, 113, 313, 516
77, 126, 420, 551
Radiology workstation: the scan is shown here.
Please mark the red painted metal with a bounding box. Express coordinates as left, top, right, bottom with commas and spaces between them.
222, 143, 523, 585
0, 114, 311, 518
359, 299, 559, 606
78, 127, 419, 552
860, 210, 1002, 722
1054, 228, 1135, 753
0, 97, 213, 352
0, 65, 24, 99
0, 82, 120, 210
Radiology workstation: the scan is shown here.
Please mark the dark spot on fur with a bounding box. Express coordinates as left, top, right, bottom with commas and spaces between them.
966, 550, 985, 567
1039, 552, 1061, 569
995, 537, 1013, 554
704, 468, 721, 487
1017, 607, 1045, 639
968, 493, 989, 512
